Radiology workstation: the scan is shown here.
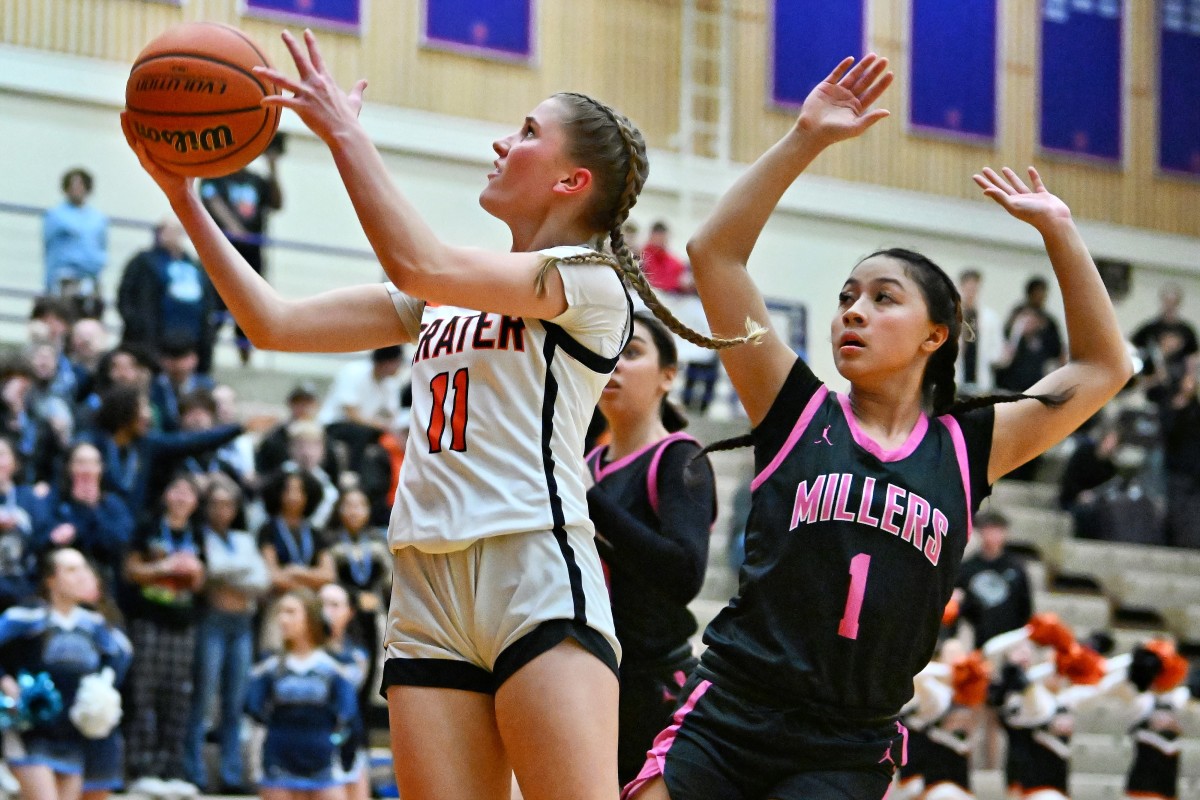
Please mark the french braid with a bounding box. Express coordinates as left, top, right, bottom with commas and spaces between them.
553, 92, 765, 351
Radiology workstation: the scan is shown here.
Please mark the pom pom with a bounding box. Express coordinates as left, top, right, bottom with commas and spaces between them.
1145, 640, 1190, 693
1055, 644, 1105, 686
69, 668, 122, 739
952, 651, 991, 707
15, 672, 62, 729
1028, 613, 1075, 653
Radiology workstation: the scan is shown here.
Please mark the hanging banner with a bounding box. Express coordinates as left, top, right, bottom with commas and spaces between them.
1039, 0, 1123, 163
909, 0, 997, 143
771, 0, 865, 108
244, 0, 363, 34
1160, 1, 1200, 178
422, 0, 534, 62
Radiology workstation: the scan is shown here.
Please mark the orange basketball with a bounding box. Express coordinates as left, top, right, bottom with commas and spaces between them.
125, 22, 281, 178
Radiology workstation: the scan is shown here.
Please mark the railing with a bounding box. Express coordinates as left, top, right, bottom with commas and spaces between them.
0, 199, 385, 372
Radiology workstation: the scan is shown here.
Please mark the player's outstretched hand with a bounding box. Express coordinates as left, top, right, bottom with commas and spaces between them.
255, 29, 368, 146
795, 54, 894, 145
120, 111, 194, 200
973, 167, 1073, 232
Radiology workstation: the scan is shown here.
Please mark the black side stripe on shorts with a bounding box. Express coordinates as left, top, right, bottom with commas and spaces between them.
539, 336, 587, 623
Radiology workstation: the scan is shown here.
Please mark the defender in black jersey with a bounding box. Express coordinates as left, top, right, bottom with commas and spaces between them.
625, 54, 1130, 800
586, 312, 717, 785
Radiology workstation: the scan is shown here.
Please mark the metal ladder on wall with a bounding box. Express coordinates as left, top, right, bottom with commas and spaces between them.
678, 0, 734, 221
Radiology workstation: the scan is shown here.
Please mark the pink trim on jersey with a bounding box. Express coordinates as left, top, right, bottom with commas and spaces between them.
897, 719, 910, 766
937, 414, 972, 542
750, 386, 829, 492
620, 679, 712, 799
837, 393, 929, 463
647, 432, 699, 512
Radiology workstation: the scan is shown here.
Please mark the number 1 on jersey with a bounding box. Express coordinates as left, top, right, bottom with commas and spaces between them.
838, 553, 871, 640
427, 368, 469, 453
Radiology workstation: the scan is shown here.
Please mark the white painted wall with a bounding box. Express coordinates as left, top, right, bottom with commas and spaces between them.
2, 43, 1198, 385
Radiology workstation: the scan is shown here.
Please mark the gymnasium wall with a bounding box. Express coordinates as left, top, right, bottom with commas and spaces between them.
3, 0, 1198, 236
1, 1, 1199, 385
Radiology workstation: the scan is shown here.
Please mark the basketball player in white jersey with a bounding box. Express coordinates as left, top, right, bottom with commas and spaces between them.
123, 28, 756, 800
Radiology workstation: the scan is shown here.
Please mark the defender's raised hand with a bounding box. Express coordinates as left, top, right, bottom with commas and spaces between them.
973, 167, 1072, 232
795, 54, 894, 145
254, 29, 368, 145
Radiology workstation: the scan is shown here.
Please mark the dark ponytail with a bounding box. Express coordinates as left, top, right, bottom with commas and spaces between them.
877, 247, 1073, 417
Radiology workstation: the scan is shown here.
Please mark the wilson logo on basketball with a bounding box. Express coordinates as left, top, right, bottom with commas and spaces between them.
133, 75, 228, 94
131, 120, 236, 154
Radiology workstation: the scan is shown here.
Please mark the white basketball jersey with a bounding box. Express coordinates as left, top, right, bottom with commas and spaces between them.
385, 247, 632, 553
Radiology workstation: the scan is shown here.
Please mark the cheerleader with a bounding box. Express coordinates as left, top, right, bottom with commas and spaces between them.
1124, 640, 1190, 800
320, 582, 371, 800
325, 488, 389, 700
985, 617, 1122, 800
246, 588, 358, 800
79, 629, 131, 800
0, 549, 126, 800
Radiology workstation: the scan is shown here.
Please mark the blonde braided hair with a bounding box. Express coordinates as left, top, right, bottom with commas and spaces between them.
553, 92, 765, 350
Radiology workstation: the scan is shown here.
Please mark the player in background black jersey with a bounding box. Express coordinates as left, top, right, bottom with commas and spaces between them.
585, 311, 717, 786
624, 54, 1131, 800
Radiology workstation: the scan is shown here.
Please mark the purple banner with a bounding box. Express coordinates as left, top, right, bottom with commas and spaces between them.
1160, 1, 1200, 177
771, 0, 865, 108
909, 0, 997, 143
244, 0, 362, 35
423, 0, 534, 62
1039, 0, 1123, 163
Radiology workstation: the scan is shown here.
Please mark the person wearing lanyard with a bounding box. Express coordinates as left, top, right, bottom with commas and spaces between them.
327, 488, 391, 708
257, 466, 335, 597
123, 472, 206, 799
183, 475, 269, 795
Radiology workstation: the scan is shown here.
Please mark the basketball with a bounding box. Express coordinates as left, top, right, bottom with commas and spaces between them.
125, 22, 281, 179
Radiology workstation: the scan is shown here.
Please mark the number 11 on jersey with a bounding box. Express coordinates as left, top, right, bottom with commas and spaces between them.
428, 368, 469, 453
838, 553, 871, 640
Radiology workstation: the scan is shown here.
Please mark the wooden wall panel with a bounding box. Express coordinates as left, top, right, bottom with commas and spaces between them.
2, 0, 1197, 236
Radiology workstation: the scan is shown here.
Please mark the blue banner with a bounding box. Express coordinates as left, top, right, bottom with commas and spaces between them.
1160, 1, 1200, 177
909, 0, 997, 142
771, 0, 865, 107
1039, 0, 1123, 163
423, 0, 534, 61
244, 0, 362, 34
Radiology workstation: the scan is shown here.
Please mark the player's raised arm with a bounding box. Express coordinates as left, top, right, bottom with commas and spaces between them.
687, 55, 893, 425
256, 30, 593, 320
977, 167, 1132, 483
121, 115, 414, 354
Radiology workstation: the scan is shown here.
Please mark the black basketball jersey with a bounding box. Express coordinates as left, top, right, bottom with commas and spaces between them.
1126, 718, 1180, 799
585, 433, 716, 666
700, 360, 993, 719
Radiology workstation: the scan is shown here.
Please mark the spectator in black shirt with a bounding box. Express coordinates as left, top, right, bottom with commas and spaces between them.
1059, 423, 1120, 511
953, 510, 1032, 648
1132, 283, 1199, 407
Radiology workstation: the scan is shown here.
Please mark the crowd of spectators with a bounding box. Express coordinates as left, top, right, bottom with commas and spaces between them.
0, 161, 401, 798
7, 163, 1200, 796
